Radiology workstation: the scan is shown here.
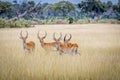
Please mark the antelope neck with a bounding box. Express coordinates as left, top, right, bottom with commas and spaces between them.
23, 41, 26, 50
40, 41, 44, 48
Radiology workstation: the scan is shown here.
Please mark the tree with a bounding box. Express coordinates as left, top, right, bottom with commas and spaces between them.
11, 0, 42, 20
0, 1, 13, 18
113, 0, 120, 13
78, 0, 107, 13
13, 0, 17, 4
107, 1, 113, 8
118, 0, 120, 13
51, 1, 75, 17
119, 0, 120, 4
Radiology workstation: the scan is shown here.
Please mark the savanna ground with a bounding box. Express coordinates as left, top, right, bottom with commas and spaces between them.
0, 24, 120, 80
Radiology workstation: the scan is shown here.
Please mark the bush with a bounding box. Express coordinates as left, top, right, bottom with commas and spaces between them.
98, 19, 119, 24
0, 18, 10, 28
32, 18, 42, 25
0, 18, 32, 28
67, 17, 74, 24
41, 20, 47, 25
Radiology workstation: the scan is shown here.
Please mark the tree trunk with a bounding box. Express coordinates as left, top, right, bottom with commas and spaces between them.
9, 1, 41, 21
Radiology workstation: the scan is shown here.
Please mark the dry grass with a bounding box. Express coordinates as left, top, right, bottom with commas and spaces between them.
0, 24, 120, 80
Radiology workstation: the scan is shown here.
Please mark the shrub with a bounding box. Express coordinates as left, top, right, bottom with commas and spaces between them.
32, 18, 42, 25
0, 18, 10, 28
67, 17, 74, 24
0, 18, 32, 28
41, 20, 47, 25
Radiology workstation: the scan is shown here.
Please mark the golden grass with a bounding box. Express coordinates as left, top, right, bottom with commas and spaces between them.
0, 24, 120, 80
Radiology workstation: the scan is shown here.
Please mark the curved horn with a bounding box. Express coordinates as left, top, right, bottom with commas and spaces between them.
20, 31, 28, 39
58, 33, 62, 41
20, 30, 23, 38
25, 31, 28, 38
53, 32, 57, 41
64, 33, 72, 42
42, 31, 47, 39
64, 34, 67, 42
68, 34, 72, 41
37, 31, 40, 38
37, 31, 47, 39
53, 32, 62, 41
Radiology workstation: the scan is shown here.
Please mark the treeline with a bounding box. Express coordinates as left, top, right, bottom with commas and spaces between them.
0, 0, 120, 27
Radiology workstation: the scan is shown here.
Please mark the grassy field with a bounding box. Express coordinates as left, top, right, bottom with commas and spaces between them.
0, 24, 120, 80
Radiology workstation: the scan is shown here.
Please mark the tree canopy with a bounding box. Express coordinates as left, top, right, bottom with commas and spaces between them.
78, 0, 107, 13
0, 0, 120, 19
51, 1, 75, 17
0, 1, 13, 14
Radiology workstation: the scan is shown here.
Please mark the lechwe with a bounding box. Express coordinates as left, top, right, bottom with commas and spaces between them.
53, 32, 68, 55
37, 31, 57, 51
53, 32, 80, 55
64, 34, 80, 55
20, 31, 35, 52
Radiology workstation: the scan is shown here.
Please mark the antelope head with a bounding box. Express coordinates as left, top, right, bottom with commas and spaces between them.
53, 32, 62, 50
20, 31, 28, 50
37, 31, 47, 47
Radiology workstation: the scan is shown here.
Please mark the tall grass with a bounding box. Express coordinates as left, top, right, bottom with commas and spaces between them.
0, 24, 120, 80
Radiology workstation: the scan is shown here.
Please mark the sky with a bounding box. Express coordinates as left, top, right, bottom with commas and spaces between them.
40, 0, 118, 4
2, 0, 118, 4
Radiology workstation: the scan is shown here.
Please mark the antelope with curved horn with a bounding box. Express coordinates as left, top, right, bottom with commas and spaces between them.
37, 31, 57, 51
20, 31, 35, 52
53, 32, 69, 54
53, 32, 63, 52
64, 34, 80, 55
